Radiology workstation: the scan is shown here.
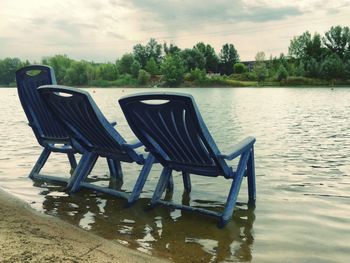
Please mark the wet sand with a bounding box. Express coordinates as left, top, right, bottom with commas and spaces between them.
0, 188, 170, 263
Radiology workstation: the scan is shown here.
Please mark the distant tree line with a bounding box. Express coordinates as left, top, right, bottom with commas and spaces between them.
0, 25, 349, 87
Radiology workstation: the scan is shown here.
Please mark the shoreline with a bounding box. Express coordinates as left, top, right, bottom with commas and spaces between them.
2, 85, 350, 89
0, 188, 170, 263
85, 84, 350, 88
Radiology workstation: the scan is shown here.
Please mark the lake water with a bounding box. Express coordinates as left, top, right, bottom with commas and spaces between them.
0, 87, 349, 262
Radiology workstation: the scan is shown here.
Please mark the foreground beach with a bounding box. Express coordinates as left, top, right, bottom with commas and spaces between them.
0, 188, 169, 263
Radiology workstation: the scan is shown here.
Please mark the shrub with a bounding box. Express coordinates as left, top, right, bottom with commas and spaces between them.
138, 69, 151, 85
320, 54, 344, 79
114, 74, 137, 86
131, 61, 141, 78
145, 57, 159, 76
233, 63, 247, 74
90, 74, 137, 87
276, 64, 288, 81
97, 63, 118, 81
161, 54, 185, 86
230, 72, 257, 81
188, 68, 207, 84
305, 58, 320, 78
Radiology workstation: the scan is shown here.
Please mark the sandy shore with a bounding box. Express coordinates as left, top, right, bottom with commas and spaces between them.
0, 188, 170, 263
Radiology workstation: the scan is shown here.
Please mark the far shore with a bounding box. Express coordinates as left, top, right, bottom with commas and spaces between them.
0, 188, 170, 263
2, 83, 350, 89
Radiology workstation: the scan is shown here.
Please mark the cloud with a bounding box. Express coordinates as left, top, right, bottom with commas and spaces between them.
128, 0, 302, 30
0, 0, 349, 61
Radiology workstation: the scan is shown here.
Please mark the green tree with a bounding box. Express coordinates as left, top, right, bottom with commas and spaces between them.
253, 52, 268, 82
64, 61, 90, 85
42, 54, 72, 84
118, 53, 134, 74
276, 64, 288, 81
138, 69, 151, 85
194, 42, 219, 73
0, 58, 23, 85
289, 32, 324, 62
131, 60, 141, 78
320, 54, 344, 79
219, 43, 239, 75
268, 53, 292, 78
233, 63, 247, 74
85, 62, 98, 86
161, 54, 185, 86
163, 42, 181, 55
133, 44, 148, 68
133, 38, 162, 68
97, 63, 118, 81
180, 48, 205, 72
146, 38, 162, 63
323, 26, 350, 59
145, 57, 159, 76
344, 60, 350, 79
305, 58, 321, 78
295, 61, 305, 76
188, 68, 207, 84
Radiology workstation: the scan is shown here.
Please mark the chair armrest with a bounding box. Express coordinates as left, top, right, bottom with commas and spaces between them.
218, 136, 255, 161
110, 121, 117, 126
122, 139, 143, 149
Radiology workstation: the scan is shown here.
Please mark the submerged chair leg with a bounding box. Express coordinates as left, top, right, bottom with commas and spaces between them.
107, 159, 123, 181
66, 152, 98, 193
127, 154, 155, 206
166, 171, 174, 192
67, 152, 77, 175
182, 172, 191, 192
247, 147, 256, 206
151, 167, 172, 207
182, 191, 191, 206
219, 151, 250, 228
29, 148, 51, 179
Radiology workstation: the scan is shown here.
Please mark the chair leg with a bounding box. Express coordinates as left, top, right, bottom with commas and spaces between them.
127, 154, 155, 206
151, 167, 172, 207
108, 176, 123, 191
247, 147, 256, 206
29, 148, 51, 179
166, 171, 174, 192
67, 153, 77, 175
182, 191, 190, 206
66, 152, 98, 193
182, 172, 191, 192
219, 151, 250, 228
107, 158, 123, 181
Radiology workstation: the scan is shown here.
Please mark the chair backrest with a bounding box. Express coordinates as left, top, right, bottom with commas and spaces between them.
38, 85, 140, 162
119, 92, 232, 176
16, 65, 69, 144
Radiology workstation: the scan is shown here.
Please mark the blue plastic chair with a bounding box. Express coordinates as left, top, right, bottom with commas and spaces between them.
38, 85, 156, 205
16, 65, 120, 184
119, 92, 256, 227
15, 65, 79, 182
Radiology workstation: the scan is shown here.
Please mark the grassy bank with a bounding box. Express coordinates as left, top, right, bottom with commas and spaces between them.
2, 76, 350, 89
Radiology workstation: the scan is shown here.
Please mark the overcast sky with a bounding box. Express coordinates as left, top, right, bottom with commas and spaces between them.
1, 0, 349, 62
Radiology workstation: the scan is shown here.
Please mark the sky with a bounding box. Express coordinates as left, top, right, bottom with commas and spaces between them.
1, 0, 349, 62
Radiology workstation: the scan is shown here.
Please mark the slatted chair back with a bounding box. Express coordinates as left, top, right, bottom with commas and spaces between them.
38, 86, 140, 162
119, 93, 232, 177
16, 65, 69, 144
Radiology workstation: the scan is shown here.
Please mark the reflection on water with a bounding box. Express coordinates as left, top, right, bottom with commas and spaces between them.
1, 87, 350, 262
39, 183, 255, 263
